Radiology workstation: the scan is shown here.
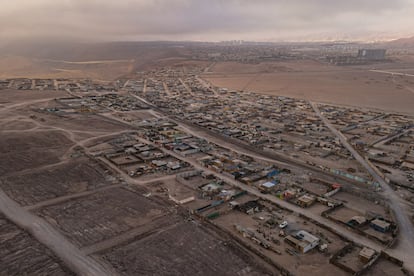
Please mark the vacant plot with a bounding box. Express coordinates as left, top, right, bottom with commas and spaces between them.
0, 89, 67, 105
1, 157, 115, 206
36, 187, 168, 247
0, 119, 37, 131
100, 221, 270, 276
39, 113, 129, 133
332, 192, 390, 220
334, 246, 367, 274
0, 215, 74, 276
203, 61, 414, 115
0, 131, 73, 175
301, 181, 330, 196
328, 206, 363, 224
365, 257, 406, 276
0, 56, 133, 80
113, 110, 156, 122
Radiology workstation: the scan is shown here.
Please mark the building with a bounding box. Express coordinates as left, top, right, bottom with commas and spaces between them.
200, 181, 222, 197
359, 247, 376, 264
357, 49, 386, 60
296, 194, 316, 208
347, 216, 367, 228
237, 200, 263, 214
370, 218, 391, 233
285, 230, 320, 253
173, 143, 200, 156
259, 182, 277, 193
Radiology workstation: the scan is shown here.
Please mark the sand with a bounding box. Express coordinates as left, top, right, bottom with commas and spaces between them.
203, 61, 414, 115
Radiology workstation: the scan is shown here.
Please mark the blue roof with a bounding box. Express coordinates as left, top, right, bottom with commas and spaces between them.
262, 182, 276, 188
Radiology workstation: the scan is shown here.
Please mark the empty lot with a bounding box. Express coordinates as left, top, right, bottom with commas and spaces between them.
0, 131, 73, 175
100, 221, 271, 276
36, 187, 168, 247
1, 157, 115, 206
203, 61, 414, 115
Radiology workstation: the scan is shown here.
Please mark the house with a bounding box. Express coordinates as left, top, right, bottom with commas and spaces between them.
174, 143, 200, 156
285, 230, 320, 253
259, 182, 277, 193
167, 161, 182, 170
282, 189, 296, 200
359, 247, 376, 264
296, 194, 316, 208
347, 216, 367, 227
237, 200, 263, 215
370, 219, 391, 233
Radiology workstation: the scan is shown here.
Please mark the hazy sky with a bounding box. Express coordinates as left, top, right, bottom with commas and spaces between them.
1, 0, 413, 42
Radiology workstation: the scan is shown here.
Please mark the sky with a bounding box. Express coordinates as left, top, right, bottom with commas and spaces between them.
0, 0, 413, 42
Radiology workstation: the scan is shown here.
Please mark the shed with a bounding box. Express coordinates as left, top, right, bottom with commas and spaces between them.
359, 247, 376, 264
297, 194, 316, 208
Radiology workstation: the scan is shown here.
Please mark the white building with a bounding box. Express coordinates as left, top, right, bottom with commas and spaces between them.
285, 230, 320, 253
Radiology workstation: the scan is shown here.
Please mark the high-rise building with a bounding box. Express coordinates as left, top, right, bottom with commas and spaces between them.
357, 49, 386, 60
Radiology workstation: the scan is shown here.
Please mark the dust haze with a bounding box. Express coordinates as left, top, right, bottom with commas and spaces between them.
1, 2, 414, 276
1, 0, 414, 42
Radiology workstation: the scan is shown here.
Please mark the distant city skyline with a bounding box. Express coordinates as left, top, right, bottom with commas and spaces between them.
1, 0, 413, 42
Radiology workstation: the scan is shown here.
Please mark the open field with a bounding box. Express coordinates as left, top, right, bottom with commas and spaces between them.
0, 215, 74, 275
35, 112, 130, 133
0, 56, 134, 80
365, 258, 406, 276
0, 42, 201, 80
327, 206, 364, 224
0, 131, 73, 175
99, 220, 271, 276
203, 60, 414, 114
0, 89, 68, 106
0, 157, 115, 206
36, 187, 169, 247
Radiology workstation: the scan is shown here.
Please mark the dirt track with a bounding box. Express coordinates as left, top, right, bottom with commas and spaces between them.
0, 190, 117, 276
311, 101, 414, 270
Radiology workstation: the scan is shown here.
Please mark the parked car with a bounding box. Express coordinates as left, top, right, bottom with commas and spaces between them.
279, 221, 288, 229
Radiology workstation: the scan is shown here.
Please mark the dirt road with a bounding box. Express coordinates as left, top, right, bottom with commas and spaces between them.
0, 190, 117, 276
310, 101, 414, 269
155, 141, 385, 251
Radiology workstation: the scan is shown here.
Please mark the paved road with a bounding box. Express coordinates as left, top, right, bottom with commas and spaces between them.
0, 190, 117, 276
310, 101, 414, 269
